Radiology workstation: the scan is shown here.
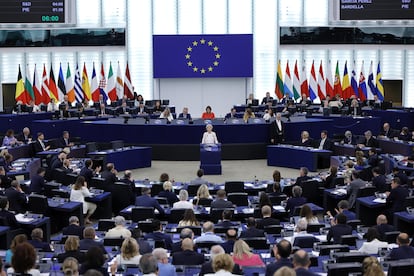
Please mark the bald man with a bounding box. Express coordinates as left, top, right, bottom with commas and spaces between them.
389, 233, 414, 260
374, 214, 395, 241
293, 249, 319, 276
171, 238, 204, 265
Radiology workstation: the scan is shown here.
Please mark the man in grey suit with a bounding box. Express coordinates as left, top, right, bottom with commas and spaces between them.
189, 169, 209, 185
347, 171, 366, 209
211, 189, 233, 208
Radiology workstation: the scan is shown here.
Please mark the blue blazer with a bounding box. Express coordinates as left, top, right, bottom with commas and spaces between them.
30, 174, 45, 194
135, 195, 165, 215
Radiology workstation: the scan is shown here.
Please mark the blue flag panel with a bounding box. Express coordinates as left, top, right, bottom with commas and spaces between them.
153, 34, 253, 78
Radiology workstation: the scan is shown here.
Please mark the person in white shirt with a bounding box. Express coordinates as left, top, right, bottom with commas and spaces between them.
159, 107, 174, 122
358, 227, 388, 255
202, 124, 218, 144
105, 216, 132, 238
290, 218, 317, 246
47, 98, 59, 112
70, 176, 96, 225
173, 190, 193, 209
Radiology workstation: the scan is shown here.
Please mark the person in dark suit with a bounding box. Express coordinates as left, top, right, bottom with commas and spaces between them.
348, 99, 361, 116
293, 250, 319, 276
17, 127, 32, 144
199, 244, 243, 276
211, 189, 233, 209
0, 166, 12, 189
116, 101, 130, 115
5, 180, 27, 214
171, 238, 204, 265
33, 132, 50, 153
294, 167, 311, 186
239, 217, 265, 238
135, 187, 165, 215
100, 163, 118, 192
371, 167, 387, 193
379, 122, 398, 139
389, 233, 414, 260
347, 171, 366, 209
392, 167, 408, 185
62, 216, 84, 239
341, 130, 357, 145
374, 214, 395, 242
316, 130, 332, 150
224, 108, 237, 120
79, 159, 101, 185
286, 186, 307, 216
0, 197, 20, 229
386, 177, 409, 219
79, 227, 106, 255
157, 181, 178, 207
265, 240, 293, 276
57, 131, 75, 148
144, 219, 173, 250
29, 167, 46, 194
256, 205, 280, 229
367, 148, 380, 168
178, 107, 192, 120
269, 112, 284, 144
261, 92, 274, 105
215, 209, 238, 228
119, 170, 137, 205
359, 130, 379, 148
299, 131, 313, 147
221, 229, 238, 254
50, 152, 67, 171
136, 102, 148, 115
28, 228, 52, 252
171, 228, 194, 254
326, 213, 353, 244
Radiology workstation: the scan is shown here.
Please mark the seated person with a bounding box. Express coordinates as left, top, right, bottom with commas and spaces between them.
135, 187, 165, 215
201, 105, 215, 119
389, 233, 414, 260
378, 122, 398, 139
232, 240, 265, 268
215, 209, 238, 228
299, 204, 319, 225
194, 221, 223, 244
159, 107, 174, 122
256, 205, 280, 229
172, 238, 204, 265
285, 186, 307, 216
0, 197, 20, 229
143, 219, 173, 249
398, 127, 410, 141
261, 92, 274, 105
28, 228, 52, 252
341, 130, 357, 145
178, 107, 192, 120
358, 227, 388, 255
291, 218, 318, 246
242, 108, 255, 123
105, 216, 132, 238
239, 217, 265, 238
326, 213, 353, 244
299, 131, 313, 147
172, 190, 193, 209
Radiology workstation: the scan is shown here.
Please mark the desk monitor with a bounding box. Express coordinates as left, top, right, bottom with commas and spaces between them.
387, 259, 414, 276
333, 252, 369, 263
327, 262, 362, 276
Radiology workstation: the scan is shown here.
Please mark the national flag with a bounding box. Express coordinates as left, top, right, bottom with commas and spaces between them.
107, 62, 117, 101
91, 63, 100, 102
74, 63, 84, 103
99, 63, 108, 102
283, 61, 293, 98
116, 62, 124, 100
41, 64, 50, 104
358, 61, 367, 101
48, 64, 58, 101
123, 63, 134, 99
342, 61, 352, 99
82, 63, 91, 101
376, 61, 384, 101
333, 61, 342, 98
66, 63, 75, 103
24, 64, 35, 102
309, 61, 318, 101
153, 34, 253, 78
317, 60, 326, 100
325, 60, 334, 98
274, 60, 284, 100
293, 60, 301, 100
367, 61, 376, 100
300, 62, 309, 98
33, 64, 42, 105
350, 61, 359, 98
57, 63, 66, 101
15, 65, 27, 104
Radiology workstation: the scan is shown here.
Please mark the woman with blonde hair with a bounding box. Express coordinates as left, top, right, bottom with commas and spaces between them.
363, 256, 384, 276
193, 184, 212, 206
232, 240, 264, 268
178, 209, 199, 227
208, 253, 237, 275
243, 108, 255, 123
57, 236, 85, 263
274, 267, 296, 276
62, 257, 79, 276
158, 181, 178, 206
114, 237, 141, 265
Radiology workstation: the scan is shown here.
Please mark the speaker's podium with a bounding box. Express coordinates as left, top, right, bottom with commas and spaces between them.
200, 143, 222, 175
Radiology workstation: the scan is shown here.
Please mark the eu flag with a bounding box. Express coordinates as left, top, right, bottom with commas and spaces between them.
153, 34, 253, 78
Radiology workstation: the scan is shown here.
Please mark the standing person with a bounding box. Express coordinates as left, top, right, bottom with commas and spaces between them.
270, 112, 284, 144
70, 176, 97, 225
202, 105, 215, 119
201, 124, 218, 144
347, 171, 366, 209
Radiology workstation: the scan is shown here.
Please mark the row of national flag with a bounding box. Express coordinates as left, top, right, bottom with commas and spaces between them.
275, 60, 385, 102
15, 62, 135, 105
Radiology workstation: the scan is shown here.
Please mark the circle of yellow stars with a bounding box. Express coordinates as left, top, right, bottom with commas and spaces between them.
185, 38, 221, 74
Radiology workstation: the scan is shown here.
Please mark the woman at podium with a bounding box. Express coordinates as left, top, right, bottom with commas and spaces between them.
201, 124, 218, 144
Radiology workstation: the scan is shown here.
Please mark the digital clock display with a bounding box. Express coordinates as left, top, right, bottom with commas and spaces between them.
0, 0, 65, 24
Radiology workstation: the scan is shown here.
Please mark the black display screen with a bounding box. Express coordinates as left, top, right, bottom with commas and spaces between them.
340, 0, 414, 20
0, 0, 65, 23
